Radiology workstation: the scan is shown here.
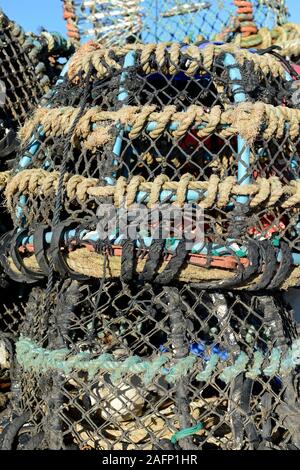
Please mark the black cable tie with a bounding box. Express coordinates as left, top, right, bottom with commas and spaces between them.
155, 238, 187, 285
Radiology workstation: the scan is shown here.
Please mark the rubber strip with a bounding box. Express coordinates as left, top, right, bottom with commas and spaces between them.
0, 232, 37, 284
33, 225, 51, 276
0, 129, 18, 158
155, 239, 187, 285
1, 412, 30, 450
49, 221, 90, 281
191, 240, 260, 290
139, 239, 165, 283
268, 242, 293, 290
248, 240, 277, 291
240, 378, 260, 448
121, 239, 135, 283
10, 229, 45, 281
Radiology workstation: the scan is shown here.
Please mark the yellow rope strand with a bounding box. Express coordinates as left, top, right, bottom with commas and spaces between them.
19, 102, 300, 147
67, 41, 287, 82
4, 170, 300, 211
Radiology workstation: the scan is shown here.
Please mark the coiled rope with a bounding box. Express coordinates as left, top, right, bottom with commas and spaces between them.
215, 0, 298, 52
63, 0, 81, 46
235, 23, 300, 50
234, 0, 258, 38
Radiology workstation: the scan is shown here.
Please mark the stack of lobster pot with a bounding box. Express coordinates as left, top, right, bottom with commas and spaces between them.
0, 37, 300, 450
61, 0, 290, 46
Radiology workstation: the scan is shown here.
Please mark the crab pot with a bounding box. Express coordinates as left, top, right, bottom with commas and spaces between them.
1, 41, 300, 450
0, 9, 74, 244
62, 0, 289, 46
2, 282, 296, 451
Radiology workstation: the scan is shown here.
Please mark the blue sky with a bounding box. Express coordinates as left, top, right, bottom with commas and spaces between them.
0, 0, 66, 34
0, 0, 299, 37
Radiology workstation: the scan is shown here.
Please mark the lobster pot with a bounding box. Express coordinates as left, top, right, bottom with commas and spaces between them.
62, 0, 290, 47
1, 41, 300, 450
0, 12, 45, 135
0, 11, 74, 166
4, 284, 298, 450
0, 9, 74, 340
280, 37, 300, 66
0, 9, 74, 231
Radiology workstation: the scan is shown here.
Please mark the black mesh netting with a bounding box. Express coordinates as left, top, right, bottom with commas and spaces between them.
0, 8, 74, 240
0, 40, 300, 450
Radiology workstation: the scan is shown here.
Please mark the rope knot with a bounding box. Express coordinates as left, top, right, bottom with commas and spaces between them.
174, 174, 194, 208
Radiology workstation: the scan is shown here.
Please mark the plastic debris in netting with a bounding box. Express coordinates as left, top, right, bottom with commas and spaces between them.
1, 38, 300, 449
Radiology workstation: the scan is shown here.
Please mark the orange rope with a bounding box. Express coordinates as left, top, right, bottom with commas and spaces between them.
63, 0, 81, 44
234, 0, 258, 37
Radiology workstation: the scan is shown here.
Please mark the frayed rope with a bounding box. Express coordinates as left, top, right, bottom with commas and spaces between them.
16, 337, 300, 385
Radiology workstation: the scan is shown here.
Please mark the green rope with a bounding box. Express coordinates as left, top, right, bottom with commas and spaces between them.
196, 353, 219, 382
16, 337, 300, 384
165, 356, 197, 384
171, 423, 204, 444
246, 350, 264, 380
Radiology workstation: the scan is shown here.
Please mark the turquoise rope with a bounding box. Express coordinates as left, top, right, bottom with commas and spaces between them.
164, 356, 197, 384
219, 351, 249, 384
171, 423, 204, 444
16, 337, 300, 385
196, 353, 219, 382
246, 351, 264, 380
263, 347, 281, 377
